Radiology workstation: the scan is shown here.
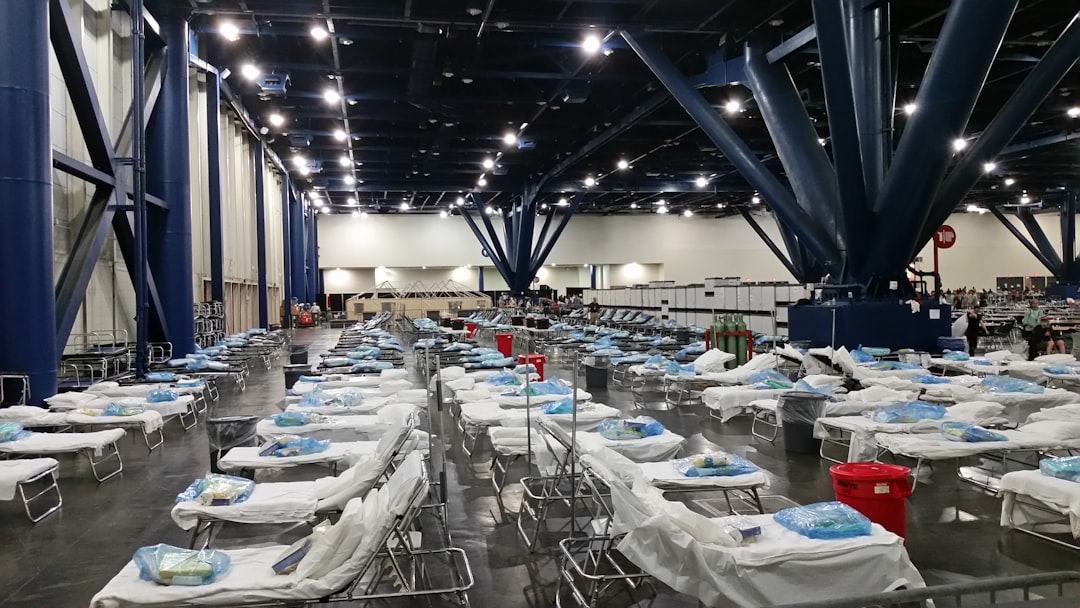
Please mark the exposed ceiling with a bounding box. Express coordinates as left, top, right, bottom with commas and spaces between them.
184, 0, 1080, 217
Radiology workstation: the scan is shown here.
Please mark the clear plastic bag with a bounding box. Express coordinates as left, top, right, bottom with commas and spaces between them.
1040, 456, 1080, 482
349, 361, 393, 372
145, 372, 176, 382
486, 372, 520, 386
912, 374, 950, 385
517, 377, 572, 396
746, 369, 794, 389
943, 351, 971, 361
851, 349, 876, 364
0, 422, 29, 442
859, 346, 891, 357
671, 451, 758, 477
793, 379, 831, 395
980, 376, 1045, 394
597, 416, 665, 440
176, 473, 256, 506
147, 389, 178, 403
867, 360, 920, 371
272, 412, 324, 427
866, 401, 947, 423
941, 421, 1008, 442
175, 379, 203, 389
185, 359, 209, 371
322, 357, 352, 368
299, 387, 326, 407
773, 501, 872, 540
258, 435, 331, 457
330, 391, 364, 407
666, 361, 697, 377
134, 544, 231, 586
103, 403, 145, 417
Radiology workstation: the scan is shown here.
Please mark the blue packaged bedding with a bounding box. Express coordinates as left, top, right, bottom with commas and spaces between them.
912, 374, 950, 385
672, 452, 758, 477
773, 501, 872, 540
943, 351, 971, 361
867, 401, 946, 423
134, 544, 231, 586
0, 423, 29, 442
980, 376, 1044, 394
147, 389, 178, 403
258, 435, 331, 457
851, 349, 876, 364
941, 421, 1008, 442
597, 416, 665, 440
1040, 456, 1080, 482
145, 372, 176, 382
746, 369, 794, 389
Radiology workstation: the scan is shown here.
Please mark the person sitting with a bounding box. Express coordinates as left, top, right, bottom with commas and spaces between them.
1029, 316, 1066, 360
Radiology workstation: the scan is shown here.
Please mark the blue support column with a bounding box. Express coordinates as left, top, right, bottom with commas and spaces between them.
590, 265, 597, 289
988, 206, 1060, 274
289, 195, 306, 303
1017, 209, 1064, 272
843, 0, 892, 203
478, 267, 485, 291
146, 9, 195, 356
737, 207, 801, 280
253, 144, 268, 328
308, 208, 319, 303
1064, 190, 1078, 282
0, 0, 56, 402
205, 70, 224, 302
280, 175, 292, 328
130, 0, 149, 375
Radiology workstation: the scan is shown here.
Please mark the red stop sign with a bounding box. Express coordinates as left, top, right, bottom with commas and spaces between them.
934, 224, 956, 249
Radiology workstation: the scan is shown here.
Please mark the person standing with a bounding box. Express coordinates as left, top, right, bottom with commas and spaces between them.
1021, 299, 1043, 337
587, 298, 601, 325
964, 306, 988, 356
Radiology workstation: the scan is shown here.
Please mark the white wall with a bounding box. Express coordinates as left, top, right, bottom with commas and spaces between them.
320, 264, 652, 295
318, 210, 1070, 291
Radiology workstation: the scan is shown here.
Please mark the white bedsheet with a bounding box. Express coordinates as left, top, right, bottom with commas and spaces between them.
171, 481, 319, 530
0, 406, 71, 426
1000, 469, 1080, 538
284, 396, 392, 416
65, 411, 164, 434
56, 395, 195, 420
0, 429, 125, 457
575, 429, 686, 462
636, 461, 769, 490
875, 429, 1080, 460
289, 376, 381, 394
0, 458, 58, 501
88, 382, 205, 398
1028, 403, 1080, 423
256, 416, 385, 441
460, 400, 620, 431
217, 442, 372, 472
702, 386, 792, 422
612, 482, 923, 607
494, 389, 592, 408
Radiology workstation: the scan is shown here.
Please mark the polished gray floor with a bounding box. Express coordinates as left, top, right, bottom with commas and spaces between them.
2, 327, 1080, 607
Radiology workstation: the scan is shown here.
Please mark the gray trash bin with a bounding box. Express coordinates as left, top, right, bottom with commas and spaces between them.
777, 391, 828, 454
584, 355, 611, 389
207, 416, 261, 474
283, 364, 311, 390
289, 345, 309, 364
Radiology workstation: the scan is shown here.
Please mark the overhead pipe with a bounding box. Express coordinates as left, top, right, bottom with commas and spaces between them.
737, 207, 801, 281
621, 29, 840, 270
869, 0, 1017, 277
1017, 208, 1064, 272
0, 0, 57, 402
743, 37, 846, 253
919, 11, 1080, 251
988, 206, 1061, 275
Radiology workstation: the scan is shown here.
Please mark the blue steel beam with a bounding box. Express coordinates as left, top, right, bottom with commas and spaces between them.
111, 211, 169, 340
1001, 132, 1080, 157
870, 0, 1017, 279
920, 12, 1080, 250
280, 174, 292, 328
205, 71, 225, 302
737, 207, 801, 281
460, 207, 512, 285
843, 0, 892, 203
621, 29, 840, 270
471, 194, 514, 277
0, 0, 56, 402
1017, 208, 1065, 272
766, 25, 817, 64
988, 206, 1061, 275
774, 218, 808, 282
743, 39, 845, 255
254, 143, 269, 327
130, 0, 148, 376
53, 152, 114, 189
810, 0, 871, 269
529, 198, 583, 279
289, 194, 306, 302
146, 11, 195, 355
1062, 189, 1077, 281
307, 204, 319, 302
529, 209, 557, 272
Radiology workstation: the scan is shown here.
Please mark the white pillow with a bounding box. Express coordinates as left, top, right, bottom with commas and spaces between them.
43, 392, 96, 406
312, 453, 381, 510
379, 369, 408, 381
691, 349, 736, 374
294, 495, 371, 580
802, 374, 845, 390
944, 401, 1006, 422
439, 366, 466, 381
445, 378, 475, 392
1021, 420, 1080, 441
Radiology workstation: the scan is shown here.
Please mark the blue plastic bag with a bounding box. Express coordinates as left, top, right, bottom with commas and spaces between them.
175, 379, 203, 389
867, 401, 947, 423
943, 351, 971, 361
298, 387, 326, 407
487, 372, 520, 386
176, 473, 255, 505
868, 361, 920, 371
330, 391, 364, 407
773, 501, 872, 539
0, 423, 29, 442
851, 349, 876, 364
672, 452, 758, 477
746, 369, 794, 389
145, 372, 176, 382
147, 389, 178, 403
134, 544, 231, 586
1040, 456, 1080, 482
298, 376, 325, 384
322, 357, 352, 368
859, 346, 891, 357
980, 376, 1044, 394
912, 374, 950, 385
541, 398, 575, 415
597, 416, 665, 440
1044, 365, 1074, 375
103, 403, 145, 416
273, 412, 318, 427
941, 421, 1008, 442
519, 377, 572, 396
666, 361, 697, 377
185, 359, 208, 371
259, 435, 331, 457
793, 379, 831, 395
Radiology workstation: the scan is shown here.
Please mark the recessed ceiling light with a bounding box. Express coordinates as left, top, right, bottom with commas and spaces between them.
482, 158, 495, 169
400, 202, 409, 211
582, 34, 602, 54
952, 138, 968, 152
485, 206, 494, 215
310, 26, 328, 41
291, 155, 307, 168
323, 89, 341, 104
818, 138, 826, 146
541, 203, 548, 209
440, 210, 448, 218
1004, 178, 1016, 186
219, 21, 240, 41
455, 196, 465, 205
477, 177, 488, 187
751, 196, 761, 204
347, 197, 357, 205
656, 205, 668, 214
982, 162, 997, 173
298, 166, 311, 176
616, 159, 629, 170
240, 63, 260, 80
683, 209, 693, 217
339, 155, 350, 167
333, 129, 347, 141
343, 175, 356, 185
903, 103, 917, 115
557, 197, 569, 206
341, 38, 354, 46
1067, 107, 1080, 118
268, 113, 285, 127
695, 176, 708, 188
503, 133, 518, 145
724, 100, 741, 113
584, 176, 596, 187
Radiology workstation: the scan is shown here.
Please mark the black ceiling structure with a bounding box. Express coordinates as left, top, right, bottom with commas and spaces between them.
184, 0, 1080, 218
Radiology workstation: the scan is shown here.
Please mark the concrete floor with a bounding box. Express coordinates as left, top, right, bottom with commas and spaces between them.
3, 326, 1080, 607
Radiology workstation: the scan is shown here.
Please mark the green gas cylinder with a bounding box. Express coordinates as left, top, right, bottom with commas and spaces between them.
735, 315, 748, 365
721, 315, 734, 357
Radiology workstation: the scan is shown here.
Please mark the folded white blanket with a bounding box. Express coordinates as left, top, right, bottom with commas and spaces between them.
0, 429, 125, 457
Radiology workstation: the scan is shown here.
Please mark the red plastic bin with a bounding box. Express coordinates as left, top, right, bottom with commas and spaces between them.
830, 463, 912, 539
518, 354, 546, 380
464, 322, 479, 339
495, 333, 514, 358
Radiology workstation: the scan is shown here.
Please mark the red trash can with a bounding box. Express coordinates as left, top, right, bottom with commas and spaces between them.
464, 322, 478, 339
495, 333, 514, 358
830, 463, 912, 539
518, 354, 547, 380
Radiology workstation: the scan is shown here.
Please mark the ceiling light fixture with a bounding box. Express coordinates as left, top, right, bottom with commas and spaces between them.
333, 129, 347, 141
455, 196, 465, 205
903, 103, 917, 115
751, 195, 761, 204
1004, 178, 1016, 186
352, 211, 359, 218
656, 206, 668, 215
695, 176, 708, 188
240, 63, 260, 80
268, 113, 285, 127
582, 34, 602, 54
482, 158, 495, 169
818, 138, 827, 146
630, 203, 638, 209
298, 166, 311, 176
339, 155, 350, 167
683, 209, 693, 217
951, 138, 968, 152
323, 89, 341, 104
616, 159, 629, 170
343, 175, 355, 185
584, 176, 596, 187
219, 21, 240, 41
1021, 194, 1032, 204
310, 25, 328, 41
557, 197, 569, 206
485, 206, 494, 215
291, 155, 307, 168
503, 133, 518, 145
982, 162, 997, 173
347, 197, 357, 205
1068, 107, 1080, 118
477, 177, 488, 187
440, 210, 448, 218
399, 202, 409, 211
724, 100, 741, 114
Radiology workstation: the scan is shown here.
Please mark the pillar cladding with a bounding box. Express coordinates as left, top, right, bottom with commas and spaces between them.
146, 11, 195, 356
253, 144, 268, 328
309, 211, 320, 302
289, 195, 307, 302
280, 175, 293, 328
0, 0, 57, 403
